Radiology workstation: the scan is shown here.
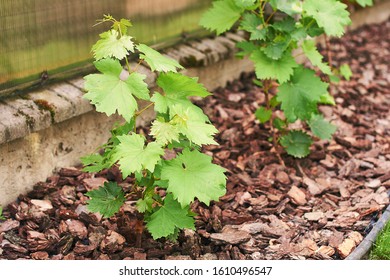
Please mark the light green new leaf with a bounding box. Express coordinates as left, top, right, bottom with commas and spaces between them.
340, 64, 353, 81
255, 106, 272, 123
137, 44, 183, 72
308, 114, 337, 140
356, 0, 373, 7
277, 66, 329, 122
280, 130, 313, 158
126, 72, 150, 100
86, 182, 125, 218
161, 149, 226, 207
84, 58, 149, 122
250, 50, 298, 83
170, 105, 218, 146
114, 134, 164, 178
91, 30, 134, 60
136, 197, 154, 213
199, 0, 243, 35
269, 0, 303, 16
146, 194, 195, 239
150, 118, 180, 145
302, 40, 332, 75
303, 0, 351, 37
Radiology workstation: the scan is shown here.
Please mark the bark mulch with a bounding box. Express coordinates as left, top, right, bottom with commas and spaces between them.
0, 19, 389, 260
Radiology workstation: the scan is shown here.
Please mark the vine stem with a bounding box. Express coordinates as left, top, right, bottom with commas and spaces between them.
263, 80, 285, 167
135, 102, 154, 117
124, 56, 132, 73
324, 34, 334, 95
133, 59, 144, 73
265, 10, 276, 25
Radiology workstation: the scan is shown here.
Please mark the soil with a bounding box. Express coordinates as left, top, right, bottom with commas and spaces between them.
0, 19, 389, 260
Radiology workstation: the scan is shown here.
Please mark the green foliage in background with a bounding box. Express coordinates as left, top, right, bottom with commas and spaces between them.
82, 15, 226, 240
200, 0, 372, 158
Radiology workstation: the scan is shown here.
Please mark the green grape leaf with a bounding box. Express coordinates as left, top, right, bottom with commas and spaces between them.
234, 0, 256, 8
239, 13, 267, 41
91, 30, 134, 60
320, 93, 336, 105
86, 182, 125, 218
303, 0, 351, 37
137, 44, 183, 72
273, 117, 286, 130
301, 17, 324, 37
339, 64, 352, 81
114, 18, 133, 35
136, 197, 154, 213
152, 72, 210, 114
236, 41, 257, 58
356, 0, 373, 7
170, 105, 218, 146
269, 0, 303, 16
146, 194, 195, 239
255, 106, 272, 123
308, 114, 337, 140
150, 118, 180, 145
280, 130, 313, 158
84, 58, 149, 122
273, 16, 297, 33
302, 40, 332, 75
161, 149, 226, 207
199, 0, 243, 35
277, 66, 329, 122
114, 134, 164, 178
262, 41, 289, 60
81, 154, 108, 173
158, 72, 210, 98
250, 50, 298, 83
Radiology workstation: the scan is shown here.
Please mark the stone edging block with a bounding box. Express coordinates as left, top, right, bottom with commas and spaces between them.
0, 32, 248, 146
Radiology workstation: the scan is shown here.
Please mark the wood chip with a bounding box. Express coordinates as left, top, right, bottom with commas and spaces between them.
65, 219, 88, 239
210, 226, 251, 245
366, 179, 381, 188
304, 212, 325, 221
30, 200, 53, 211
287, 186, 307, 205
82, 177, 107, 191
303, 177, 323, 196
337, 239, 356, 259
316, 246, 335, 257
0, 220, 20, 233
99, 230, 126, 253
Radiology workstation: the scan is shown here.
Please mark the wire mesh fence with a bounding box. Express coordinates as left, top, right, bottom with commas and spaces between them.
0, 0, 210, 96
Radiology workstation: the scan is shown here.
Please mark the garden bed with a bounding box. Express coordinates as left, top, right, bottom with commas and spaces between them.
0, 18, 389, 260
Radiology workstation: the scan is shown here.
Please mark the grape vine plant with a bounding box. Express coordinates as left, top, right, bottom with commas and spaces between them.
81, 15, 226, 240
200, 0, 372, 158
